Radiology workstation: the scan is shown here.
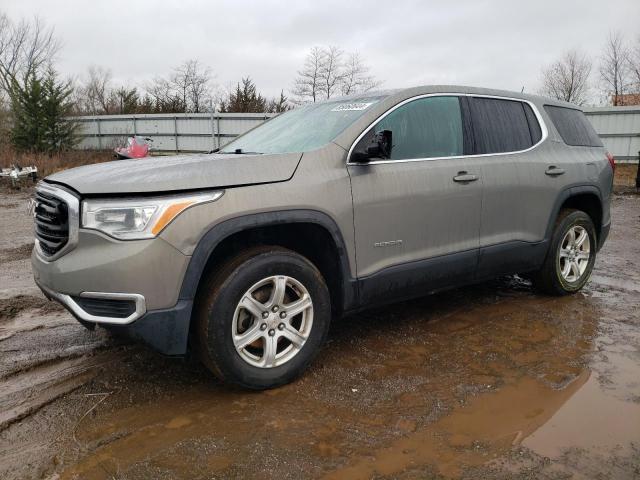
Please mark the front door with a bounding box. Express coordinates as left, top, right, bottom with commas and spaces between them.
347, 95, 483, 304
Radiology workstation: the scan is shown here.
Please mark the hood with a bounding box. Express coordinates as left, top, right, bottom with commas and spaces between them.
46, 152, 302, 195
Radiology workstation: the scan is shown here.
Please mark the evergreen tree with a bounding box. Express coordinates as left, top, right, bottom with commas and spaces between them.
220, 77, 267, 113
41, 68, 77, 151
10, 68, 77, 153
10, 74, 44, 151
138, 94, 155, 114
267, 90, 290, 113
114, 86, 140, 114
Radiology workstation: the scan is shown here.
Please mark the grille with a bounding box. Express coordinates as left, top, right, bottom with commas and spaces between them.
34, 191, 69, 257
72, 296, 137, 319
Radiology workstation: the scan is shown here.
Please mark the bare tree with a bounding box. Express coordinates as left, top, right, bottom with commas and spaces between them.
144, 59, 214, 113
293, 46, 381, 103
77, 66, 114, 114
0, 12, 59, 95
145, 75, 183, 112
539, 50, 592, 105
340, 52, 380, 96
170, 60, 213, 113
630, 35, 640, 93
599, 32, 631, 106
292, 46, 325, 103
75, 66, 151, 114
319, 45, 344, 100
185, 60, 213, 112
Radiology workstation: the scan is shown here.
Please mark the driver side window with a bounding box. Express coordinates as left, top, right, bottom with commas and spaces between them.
361, 96, 464, 161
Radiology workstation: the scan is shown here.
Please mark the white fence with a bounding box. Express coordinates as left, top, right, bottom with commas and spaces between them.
72, 112, 275, 152
72, 108, 640, 162
584, 107, 640, 163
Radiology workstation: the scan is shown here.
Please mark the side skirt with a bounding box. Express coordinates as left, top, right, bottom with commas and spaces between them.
356, 249, 478, 309
476, 240, 549, 279
352, 240, 549, 311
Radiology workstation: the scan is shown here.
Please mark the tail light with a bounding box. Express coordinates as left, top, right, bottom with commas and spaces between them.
606, 152, 616, 172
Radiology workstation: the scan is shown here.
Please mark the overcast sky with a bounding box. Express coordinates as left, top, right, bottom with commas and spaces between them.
3, 0, 639, 102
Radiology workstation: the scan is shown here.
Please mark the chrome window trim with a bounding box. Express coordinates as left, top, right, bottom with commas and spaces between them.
34, 183, 80, 262
346, 92, 549, 166
38, 283, 146, 325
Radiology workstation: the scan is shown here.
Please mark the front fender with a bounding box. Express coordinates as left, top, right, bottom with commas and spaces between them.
176, 209, 357, 308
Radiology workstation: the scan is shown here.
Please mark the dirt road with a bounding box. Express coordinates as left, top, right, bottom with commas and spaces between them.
1, 188, 639, 479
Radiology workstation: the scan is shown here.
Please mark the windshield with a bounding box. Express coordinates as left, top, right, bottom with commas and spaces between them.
219, 96, 385, 155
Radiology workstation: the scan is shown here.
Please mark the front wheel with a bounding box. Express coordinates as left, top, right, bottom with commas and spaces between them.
533, 209, 597, 295
194, 246, 331, 389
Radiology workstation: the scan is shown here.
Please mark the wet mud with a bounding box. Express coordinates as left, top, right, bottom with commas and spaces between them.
0, 244, 34, 265
1, 295, 64, 322
0, 193, 639, 479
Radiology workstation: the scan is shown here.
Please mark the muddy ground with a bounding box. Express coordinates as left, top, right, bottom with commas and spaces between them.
1, 188, 639, 480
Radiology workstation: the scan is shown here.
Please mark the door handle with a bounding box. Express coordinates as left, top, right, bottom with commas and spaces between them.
545, 166, 565, 176
453, 171, 479, 183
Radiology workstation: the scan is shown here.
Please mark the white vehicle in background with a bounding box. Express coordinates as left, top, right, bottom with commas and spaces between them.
1, 165, 38, 188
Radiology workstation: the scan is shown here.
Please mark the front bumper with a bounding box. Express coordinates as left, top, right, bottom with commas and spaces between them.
32, 230, 190, 311
32, 227, 194, 355
36, 280, 193, 355
37, 282, 146, 325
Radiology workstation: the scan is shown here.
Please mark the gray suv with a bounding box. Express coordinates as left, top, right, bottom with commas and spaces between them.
31, 86, 613, 389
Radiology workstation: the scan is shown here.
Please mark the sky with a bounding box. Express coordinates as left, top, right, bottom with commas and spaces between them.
2, 0, 639, 102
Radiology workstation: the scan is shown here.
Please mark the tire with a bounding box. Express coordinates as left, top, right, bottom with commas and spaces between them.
533, 209, 597, 295
193, 246, 331, 389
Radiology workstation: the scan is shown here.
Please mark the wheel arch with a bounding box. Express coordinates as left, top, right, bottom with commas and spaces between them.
546, 185, 604, 247
178, 210, 358, 317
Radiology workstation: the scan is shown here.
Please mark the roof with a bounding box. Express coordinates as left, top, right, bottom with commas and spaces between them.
332, 85, 577, 109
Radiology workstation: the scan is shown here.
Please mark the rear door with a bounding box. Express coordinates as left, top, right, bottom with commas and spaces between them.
347, 95, 483, 302
468, 96, 576, 277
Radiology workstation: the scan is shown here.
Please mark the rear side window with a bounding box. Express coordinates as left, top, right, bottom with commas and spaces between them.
543, 105, 603, 147
469, 97, 536, 154
367, 96, 464, 160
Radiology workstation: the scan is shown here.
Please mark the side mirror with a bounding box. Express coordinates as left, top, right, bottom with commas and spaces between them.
351, 130, 392, 163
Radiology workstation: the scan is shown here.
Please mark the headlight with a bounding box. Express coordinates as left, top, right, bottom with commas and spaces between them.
82, 191, 223, 240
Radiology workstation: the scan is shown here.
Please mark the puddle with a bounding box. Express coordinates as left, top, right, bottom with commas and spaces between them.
324, 373, 591, 479
524, 368, 640, 457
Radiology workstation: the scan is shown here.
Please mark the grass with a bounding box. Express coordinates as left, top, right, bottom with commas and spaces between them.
0, 144, 116, 178
614, 163, 639, 190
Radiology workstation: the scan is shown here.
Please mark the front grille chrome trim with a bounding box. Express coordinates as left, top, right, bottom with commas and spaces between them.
37, 282, 146, 325
34, 183, 79, 262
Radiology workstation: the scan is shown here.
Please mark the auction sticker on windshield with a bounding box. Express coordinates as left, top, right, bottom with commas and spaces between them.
331, 102, 374, 111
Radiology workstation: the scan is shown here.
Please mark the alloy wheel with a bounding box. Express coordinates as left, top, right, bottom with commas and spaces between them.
557, 225, 591, 283
232, 275, 314, 368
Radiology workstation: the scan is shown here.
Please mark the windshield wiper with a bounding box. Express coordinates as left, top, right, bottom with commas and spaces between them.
218, 148, 263, 155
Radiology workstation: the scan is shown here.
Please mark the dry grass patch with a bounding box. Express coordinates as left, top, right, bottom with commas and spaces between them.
0, 145, 115, 178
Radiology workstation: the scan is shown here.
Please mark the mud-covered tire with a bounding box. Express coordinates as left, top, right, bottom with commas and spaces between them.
193, 246, 331, 389
533, 209, 597, 295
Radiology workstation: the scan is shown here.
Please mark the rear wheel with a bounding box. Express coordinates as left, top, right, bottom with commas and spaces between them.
533, 209, 597, 295
194, 246, 331, 389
